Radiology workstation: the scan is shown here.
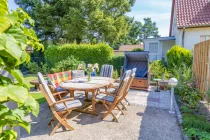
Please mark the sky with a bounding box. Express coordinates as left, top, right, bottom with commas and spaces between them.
8, 0, 172, 37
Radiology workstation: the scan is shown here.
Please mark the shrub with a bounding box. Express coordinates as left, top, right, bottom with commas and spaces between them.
131, 48, 144, 52
171, 63, 192, 83
110, 56, 124, 74
175, 80, 201, 108
45, 43, 114, 67
150, 60, 169, 79
113, 69, 119, 79
24, 61, 41, 74
54, 56, 85, 72
185, 128, 210, 140
182, 113, 210, 133
166, 45, 192, 68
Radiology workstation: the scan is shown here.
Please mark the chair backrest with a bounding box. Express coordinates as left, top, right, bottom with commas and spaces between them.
72, 70, 85, 79
115, 70, 132, 100
38, 72, 56, 104
124, 68, 136, 94
100, 65, 113, 78
124, 52, 149, 78
47, 71, 72, 88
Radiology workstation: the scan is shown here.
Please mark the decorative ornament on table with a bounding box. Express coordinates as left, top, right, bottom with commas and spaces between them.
87, 63, 99, 81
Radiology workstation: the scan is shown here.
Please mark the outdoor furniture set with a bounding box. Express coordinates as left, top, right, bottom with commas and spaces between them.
38, 64, 136, 136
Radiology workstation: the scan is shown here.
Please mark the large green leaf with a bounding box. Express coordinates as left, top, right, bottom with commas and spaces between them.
18, 121, 31, 134
11, 108, 25, 121
0, 17, 10, 34
0, 86, 8, 102
7, 85, 29, 103
6, 27, 27, 45
24, 95, 39, 117
0, 33, 23, 66
0, 0, 8, 16
0, 104, 9, 116
6, 13, 18, 26
10, 69, 24, 85
0, 130, 17, 140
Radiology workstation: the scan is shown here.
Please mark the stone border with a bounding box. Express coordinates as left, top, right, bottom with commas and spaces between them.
174, 96, 189, 140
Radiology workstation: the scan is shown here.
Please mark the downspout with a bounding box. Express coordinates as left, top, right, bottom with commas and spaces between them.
182, 27, 185, 47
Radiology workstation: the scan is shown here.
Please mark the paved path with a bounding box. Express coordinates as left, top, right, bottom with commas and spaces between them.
127, 87, 171, 109
20, 87, 182, 140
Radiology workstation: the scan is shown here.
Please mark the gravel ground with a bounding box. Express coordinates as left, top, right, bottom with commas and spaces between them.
20, 102, 182, 140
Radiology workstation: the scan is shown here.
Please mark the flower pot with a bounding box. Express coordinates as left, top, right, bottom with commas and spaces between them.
159, 80, 168, 90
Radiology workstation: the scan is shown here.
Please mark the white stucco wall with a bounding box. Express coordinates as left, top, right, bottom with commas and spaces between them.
161, 40, 175, 60
183, 27, 210, 50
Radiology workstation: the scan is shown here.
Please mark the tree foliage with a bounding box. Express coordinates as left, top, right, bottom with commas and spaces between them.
113, 17, 159, 50
0, 0, 43, 139
15, 0, 135, 45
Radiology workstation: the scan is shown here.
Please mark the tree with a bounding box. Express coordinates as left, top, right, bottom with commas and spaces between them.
0, 0, 43, 139
141, 18, 159, 39
113, 17, 159, 50
15, 0, 136, 45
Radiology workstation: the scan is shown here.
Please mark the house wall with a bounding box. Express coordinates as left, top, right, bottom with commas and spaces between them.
183, 27, 210, 50
144, 38, 161, 62
161, 40, 175, 60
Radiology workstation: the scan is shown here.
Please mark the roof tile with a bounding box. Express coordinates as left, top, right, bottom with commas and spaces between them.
176, 0, 210, 27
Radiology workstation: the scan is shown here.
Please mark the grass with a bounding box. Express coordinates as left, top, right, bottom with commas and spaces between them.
30, 92, 46, 104
24, 75, 38, 88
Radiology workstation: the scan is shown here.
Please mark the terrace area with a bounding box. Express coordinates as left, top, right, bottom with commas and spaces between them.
20, 87, 182, 140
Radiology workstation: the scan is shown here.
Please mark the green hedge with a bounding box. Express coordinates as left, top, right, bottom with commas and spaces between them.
45, 43, 114, 67
110, 56, 124, 73
166, 45, 192, 68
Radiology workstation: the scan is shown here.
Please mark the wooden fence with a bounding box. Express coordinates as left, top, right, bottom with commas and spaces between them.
193, 40, 210, 93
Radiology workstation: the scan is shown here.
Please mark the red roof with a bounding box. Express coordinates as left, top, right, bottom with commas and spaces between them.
118, 45, 144, 51
170, 0, 210, 35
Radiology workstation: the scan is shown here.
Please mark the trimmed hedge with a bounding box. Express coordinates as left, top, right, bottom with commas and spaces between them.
166, 45, 192, 68
110, 56, 124, 73
45, 43, 114, 67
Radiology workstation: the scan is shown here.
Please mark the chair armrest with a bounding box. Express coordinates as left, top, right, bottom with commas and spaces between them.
53, 97, 75, 105
52, 91, 68, 96
98, 91, 115, 96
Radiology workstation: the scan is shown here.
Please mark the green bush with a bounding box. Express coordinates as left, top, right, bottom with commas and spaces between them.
113, 69, 119, 79
110, 56, 124, 74
53, 56, 85, 72
150, 60, 169, 79
45, 43, 114, 67
166, 45, 192, 68
185, 128, 210, 140
131, 48, 144, 52
24, 62, 41, 74
182, 113, 210, 133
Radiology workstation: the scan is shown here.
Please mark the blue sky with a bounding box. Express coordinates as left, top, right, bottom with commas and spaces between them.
8, 0, 172, 37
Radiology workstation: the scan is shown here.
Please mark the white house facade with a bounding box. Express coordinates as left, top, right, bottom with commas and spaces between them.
144, 0, 210, 61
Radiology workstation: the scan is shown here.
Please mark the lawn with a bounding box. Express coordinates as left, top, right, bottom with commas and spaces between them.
30, 92, 46, 104
24, 75, 38, 88
24, 75, 46, 104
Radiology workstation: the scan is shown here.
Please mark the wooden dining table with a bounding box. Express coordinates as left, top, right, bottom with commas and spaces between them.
59, 77, 115, 115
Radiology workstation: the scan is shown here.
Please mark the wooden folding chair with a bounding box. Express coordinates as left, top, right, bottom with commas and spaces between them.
95, 70, 132, 122
38, 72, 82, 136
106, 68, 136, 109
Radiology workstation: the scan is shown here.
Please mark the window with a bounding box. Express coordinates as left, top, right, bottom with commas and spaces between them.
149, 43, 158, 53
200, 35, 210, 42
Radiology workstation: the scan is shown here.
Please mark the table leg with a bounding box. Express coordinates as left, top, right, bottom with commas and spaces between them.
85, 91, 88, 100
69, 90, 74, 98
91, 89, 97, 115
